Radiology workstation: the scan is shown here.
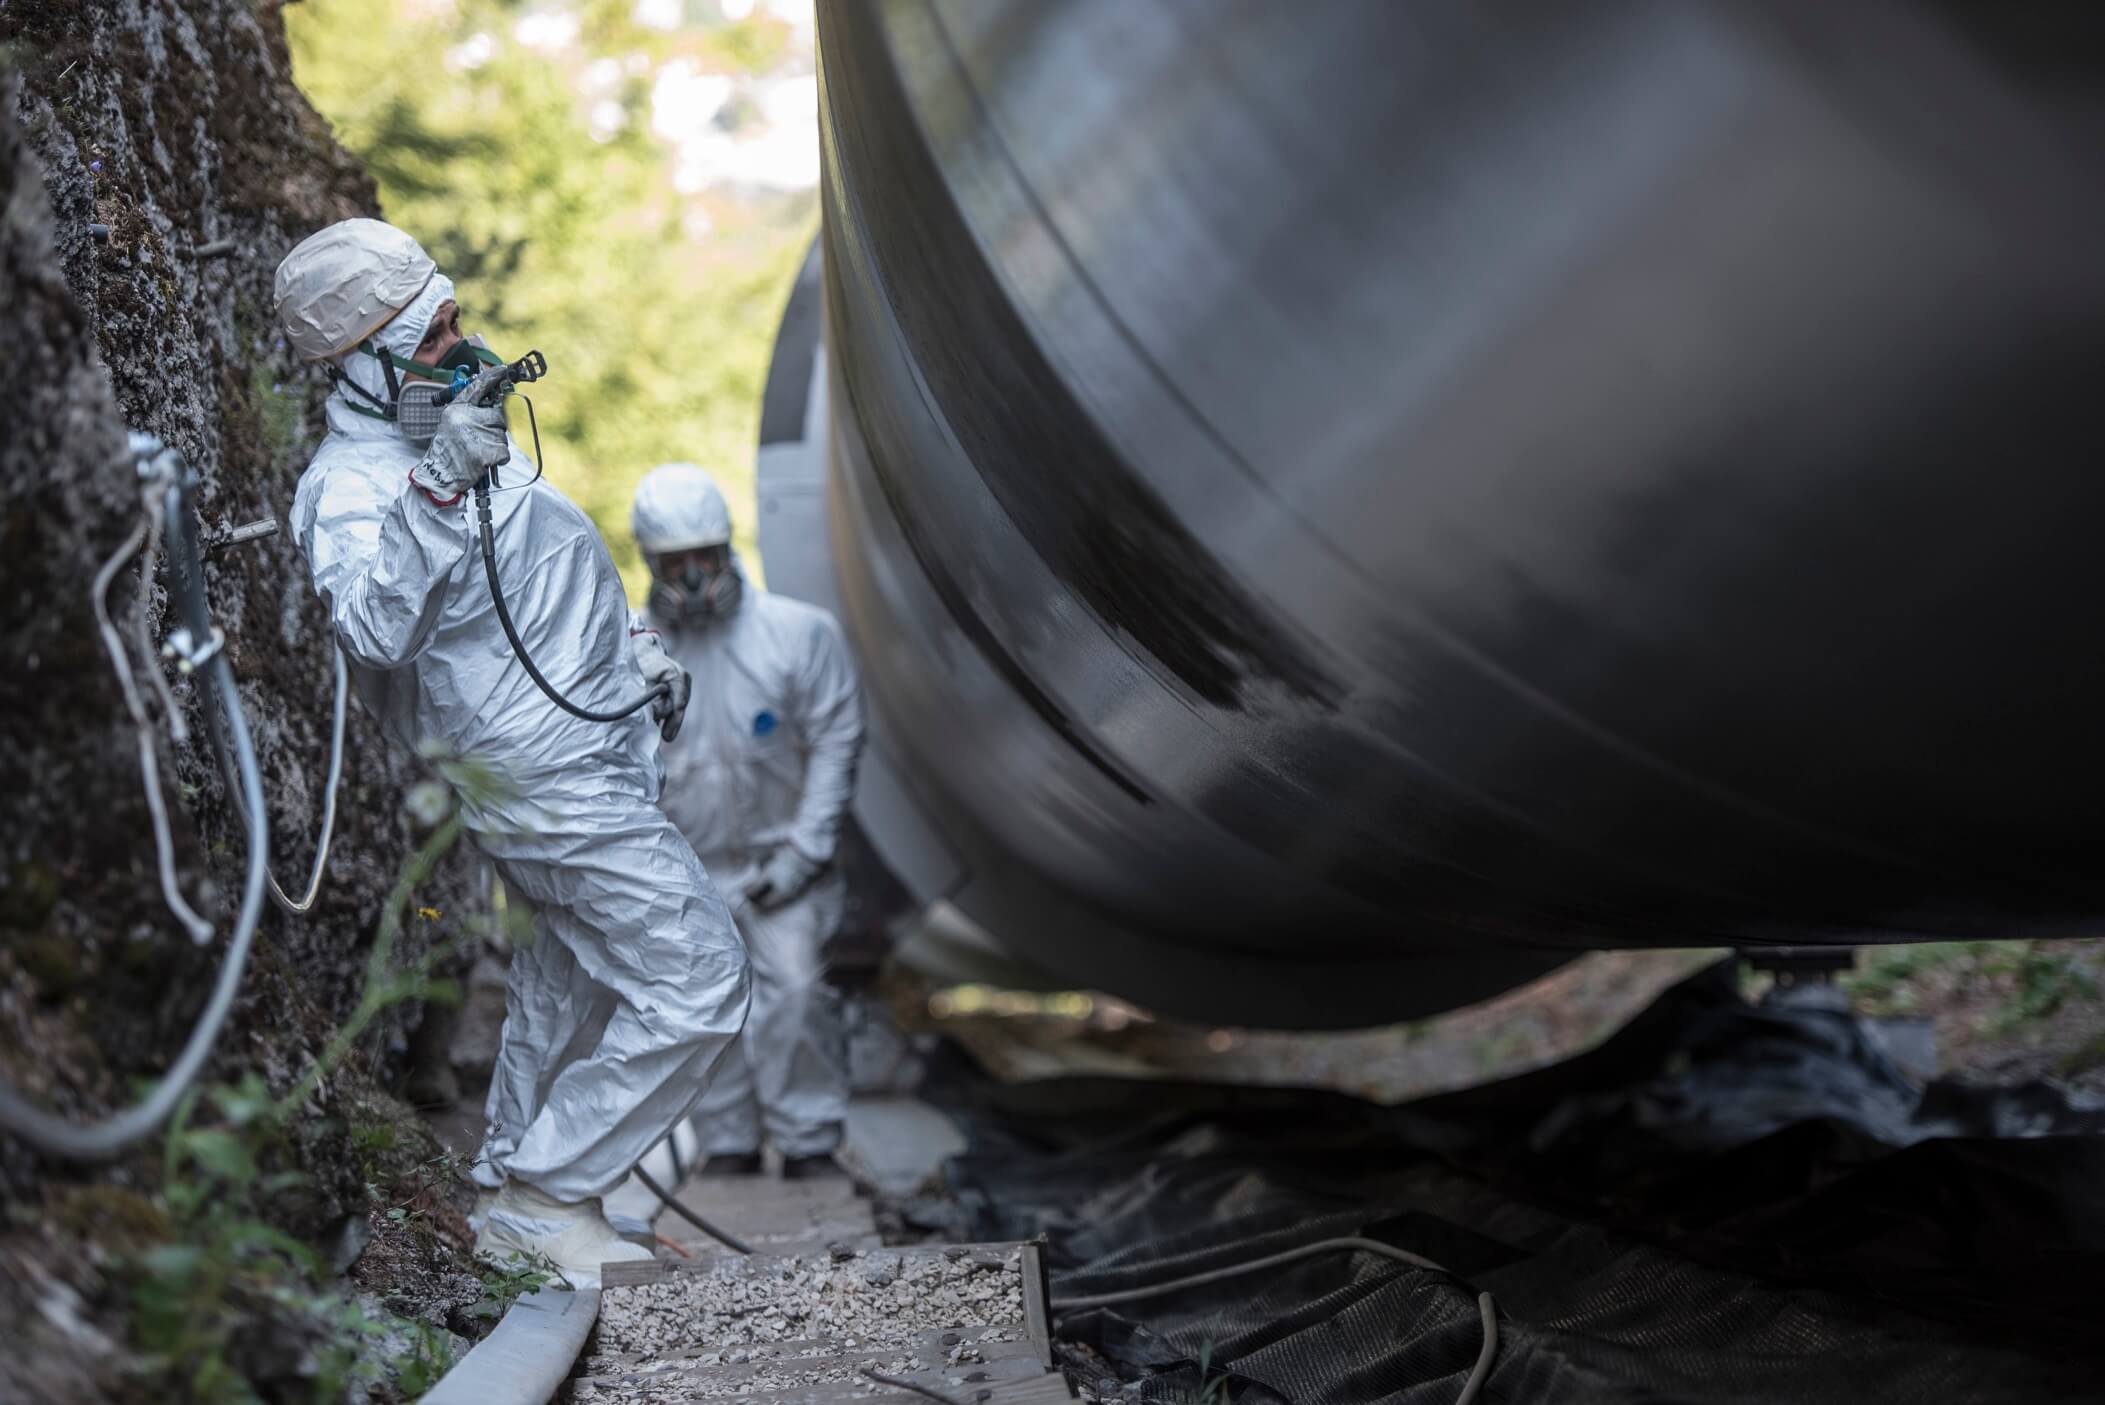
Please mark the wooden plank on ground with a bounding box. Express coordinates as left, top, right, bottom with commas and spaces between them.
984, 1373, 1078, 1404
717, 1357, 1054, 1405
1018, 1241, 1053, 1370
603, 1241, 1026, 1289
585, 1348, 1049, 1399
580, 1324, 1037, 1376
667, 1173, 878, 1255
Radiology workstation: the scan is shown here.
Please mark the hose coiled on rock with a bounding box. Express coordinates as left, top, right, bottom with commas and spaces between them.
0, 437, 269, 1160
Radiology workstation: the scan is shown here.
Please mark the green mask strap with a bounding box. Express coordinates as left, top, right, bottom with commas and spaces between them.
363, 344, 445, 381
362, 342, 505, 380
335, 341, 506, 422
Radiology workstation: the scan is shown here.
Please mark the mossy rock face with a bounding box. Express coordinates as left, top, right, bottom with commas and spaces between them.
0, 6, 485, 1398
53, 1183, 168, 1253
1, 861, 61, 931
1, 0, 481, 1183
14, 933, 89, 998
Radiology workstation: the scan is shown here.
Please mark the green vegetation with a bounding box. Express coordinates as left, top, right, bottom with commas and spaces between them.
1835, 942, 1976, 1015
1842, 939, 2101, 1034
285, 0, 817, 596
136, 1079, 416, 1404
122, 752, 517, 1402
471, 1255, 556, 1323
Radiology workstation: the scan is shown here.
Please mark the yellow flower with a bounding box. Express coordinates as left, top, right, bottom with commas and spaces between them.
416, 907, 442, 921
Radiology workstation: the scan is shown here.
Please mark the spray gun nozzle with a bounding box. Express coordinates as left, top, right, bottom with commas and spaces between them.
436, 350, 547, 410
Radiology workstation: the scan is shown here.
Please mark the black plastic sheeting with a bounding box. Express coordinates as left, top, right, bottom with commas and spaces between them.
932, 962, 2105, 1403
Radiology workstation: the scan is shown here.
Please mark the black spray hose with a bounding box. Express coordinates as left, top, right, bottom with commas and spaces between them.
0, 460, 270, 1160
472, 477, 669, 725
632, 1164, 751, 1254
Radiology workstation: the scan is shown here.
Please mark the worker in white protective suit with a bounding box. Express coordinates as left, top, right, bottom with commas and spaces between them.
632, 463, 864, 1179
274, 221, 750, 1285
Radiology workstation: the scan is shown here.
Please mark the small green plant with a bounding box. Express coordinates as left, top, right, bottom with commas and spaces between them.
1841, 939, 2103, 1035
351, 1118, 402, 1181
125, 762, 493, 1403
1193, 1339, 1231, 1405
1841, 942, 1983, 1015
367, 1309, 456, 1399
1984, 943, 2099, 1035
134, 1083, 346, 1403
471, 1255, 555, 1323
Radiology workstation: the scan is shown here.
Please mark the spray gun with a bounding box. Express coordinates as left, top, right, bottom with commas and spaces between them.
445, 348, 547, 406
395, 349, 547, 446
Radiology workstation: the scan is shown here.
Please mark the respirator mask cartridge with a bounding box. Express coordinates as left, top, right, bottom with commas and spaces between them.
396, 336, 507, 445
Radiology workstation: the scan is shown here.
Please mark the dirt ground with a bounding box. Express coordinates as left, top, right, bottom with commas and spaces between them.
423, 933, 2105, 1136
906, 939, 2105, 1103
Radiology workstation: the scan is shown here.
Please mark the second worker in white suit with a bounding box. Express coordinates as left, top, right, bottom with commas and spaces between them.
632, 463, 866, 1177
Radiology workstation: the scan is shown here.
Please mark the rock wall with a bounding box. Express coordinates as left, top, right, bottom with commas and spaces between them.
0, 5, 480, 1388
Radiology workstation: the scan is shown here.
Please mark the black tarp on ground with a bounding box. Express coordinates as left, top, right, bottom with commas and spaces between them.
932, 962, 2105, 1404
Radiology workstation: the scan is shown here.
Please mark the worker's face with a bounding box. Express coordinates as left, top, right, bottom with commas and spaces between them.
409, 300, 464, 381
655, 545, 732, 584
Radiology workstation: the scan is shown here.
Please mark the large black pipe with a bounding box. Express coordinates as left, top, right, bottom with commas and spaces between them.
760, 0, 2105, 1026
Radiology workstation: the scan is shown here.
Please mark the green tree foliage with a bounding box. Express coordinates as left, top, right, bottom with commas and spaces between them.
286, 0, 816, 593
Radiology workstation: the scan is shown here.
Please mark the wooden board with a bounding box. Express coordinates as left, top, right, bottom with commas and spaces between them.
605, 1241, 1028, 1289
584, 1323, 1034, 1374
588, 1162, 1071, 1405
665, 1173, 879, 1258
1018, 1241, 1054, 1370
709, 1358, 1064, 1405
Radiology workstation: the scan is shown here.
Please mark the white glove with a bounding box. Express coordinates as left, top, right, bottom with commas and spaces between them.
630, 627, 691, 741
409, 368, 510, 502
746, 845, 821, 911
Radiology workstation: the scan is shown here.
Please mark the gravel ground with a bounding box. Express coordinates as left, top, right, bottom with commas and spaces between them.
578, 1246, 1028, 1402
573, 1325, 1026, 1403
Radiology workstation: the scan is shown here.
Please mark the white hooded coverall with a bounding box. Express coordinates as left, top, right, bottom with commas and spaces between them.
287, 263, 749, 1203
636, 470, 864, 1159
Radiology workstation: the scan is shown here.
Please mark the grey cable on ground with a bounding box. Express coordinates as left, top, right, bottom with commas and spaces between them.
1049, 1235, 1500, 1405
632, 1164, 752, 1254
0, 451, 270, 1159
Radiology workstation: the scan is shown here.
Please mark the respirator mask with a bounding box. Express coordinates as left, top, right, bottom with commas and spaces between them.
649, 552, 744, 624
333, 333, 507, 444
393, 336, 507, 445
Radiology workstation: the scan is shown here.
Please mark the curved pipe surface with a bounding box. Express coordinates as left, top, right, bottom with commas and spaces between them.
762, 0, 2105, 1026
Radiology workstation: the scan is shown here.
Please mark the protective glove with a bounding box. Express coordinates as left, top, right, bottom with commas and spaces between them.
745, 844, 821, 911
630, 627, 691, 742
409, 367, 511, 503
